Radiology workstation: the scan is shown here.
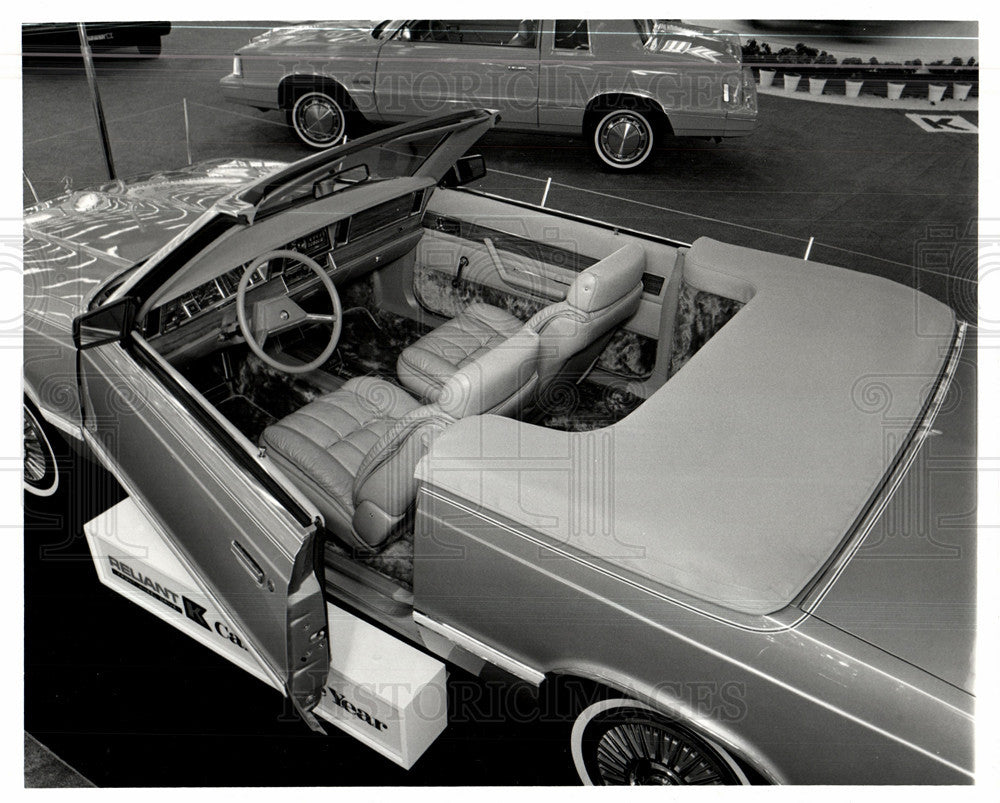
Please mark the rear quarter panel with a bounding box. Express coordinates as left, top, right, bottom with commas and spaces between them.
413, 486, 973, 783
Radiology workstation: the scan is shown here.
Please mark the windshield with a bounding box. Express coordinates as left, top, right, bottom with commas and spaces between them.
257, 130, 448, 212
241, 110, 493, 220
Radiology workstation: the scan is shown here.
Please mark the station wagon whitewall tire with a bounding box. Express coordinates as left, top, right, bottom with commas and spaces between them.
291, 91, 347, 149
592, 109, 655, 170
571, 699, 749, 785
23, 401, 58, 497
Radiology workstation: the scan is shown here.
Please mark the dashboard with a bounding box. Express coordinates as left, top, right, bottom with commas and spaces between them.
147, 189, 426, 339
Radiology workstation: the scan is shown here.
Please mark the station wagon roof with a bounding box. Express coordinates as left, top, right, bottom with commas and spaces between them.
416, 237, 958, 617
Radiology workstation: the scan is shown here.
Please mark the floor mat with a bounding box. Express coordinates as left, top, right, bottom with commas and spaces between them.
216, 395, 277, 440
535, 379, 645, 432
326, 532, 414, 591
289, 308, 432, 386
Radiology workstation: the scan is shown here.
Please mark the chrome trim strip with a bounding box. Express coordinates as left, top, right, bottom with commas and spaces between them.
412, 610, 545, 685
457, 186, 691, 250
799, 320, 969, 611
22, 381, 83, 441
38, 408, 83, 441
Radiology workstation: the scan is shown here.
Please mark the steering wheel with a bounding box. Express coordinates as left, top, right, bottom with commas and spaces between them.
235, 249, 342, 374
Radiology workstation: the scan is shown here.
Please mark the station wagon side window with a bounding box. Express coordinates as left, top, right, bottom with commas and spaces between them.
401, 20, 538, 48
553, 20, 589, 50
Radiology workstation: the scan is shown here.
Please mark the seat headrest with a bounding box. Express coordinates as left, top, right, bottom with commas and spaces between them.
566, 243, 646, 313
436, 328, 540, 418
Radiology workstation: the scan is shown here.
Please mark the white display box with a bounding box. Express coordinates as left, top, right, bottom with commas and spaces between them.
85, 498, 448, 768
315, 604, 448, 769
84, 497, 278, 688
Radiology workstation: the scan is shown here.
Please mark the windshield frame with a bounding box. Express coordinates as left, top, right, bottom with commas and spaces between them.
238, 109, 494, 221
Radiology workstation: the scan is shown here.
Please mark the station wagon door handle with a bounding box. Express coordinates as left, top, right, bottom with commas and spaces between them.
506, 65, 529, 71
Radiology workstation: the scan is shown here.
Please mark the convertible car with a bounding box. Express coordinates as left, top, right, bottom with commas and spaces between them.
23, 110, 973, 784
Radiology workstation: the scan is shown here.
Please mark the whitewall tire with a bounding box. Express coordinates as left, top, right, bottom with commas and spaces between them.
571, 698, 749, 785
291, 91, 348, 149
592, 109, 656, 170
23, 402, 59, 497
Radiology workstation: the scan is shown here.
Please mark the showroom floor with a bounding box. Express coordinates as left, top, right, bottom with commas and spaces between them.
22, 19, 978, 787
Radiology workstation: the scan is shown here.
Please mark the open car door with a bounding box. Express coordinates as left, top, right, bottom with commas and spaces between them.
72, 297, 329, 730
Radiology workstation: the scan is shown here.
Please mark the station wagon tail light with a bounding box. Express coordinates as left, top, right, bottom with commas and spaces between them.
233, 55, 243, 77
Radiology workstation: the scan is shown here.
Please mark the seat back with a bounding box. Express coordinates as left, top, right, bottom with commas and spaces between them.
351, 328, 541, 547
526, 242, 645, 393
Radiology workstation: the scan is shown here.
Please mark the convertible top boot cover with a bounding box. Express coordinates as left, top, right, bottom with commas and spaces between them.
397, 243, 644, 402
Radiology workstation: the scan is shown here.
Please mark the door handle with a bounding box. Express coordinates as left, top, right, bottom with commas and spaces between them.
231, 540, 265, 585
452, 256, 469, 288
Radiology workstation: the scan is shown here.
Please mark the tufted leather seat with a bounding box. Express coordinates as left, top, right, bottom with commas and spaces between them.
396, 302, 524, 402
261, 328, 541, 552
398, 242, 645, 402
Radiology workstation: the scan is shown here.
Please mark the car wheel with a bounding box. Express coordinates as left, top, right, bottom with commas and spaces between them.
290, 90, 348, 149
571, 699, 749, 785
137, 37, 162, 57
592, 108, 656, 171
24, 401, 59, 497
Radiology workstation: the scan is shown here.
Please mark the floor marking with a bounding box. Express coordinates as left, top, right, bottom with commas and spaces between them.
906, 113, 978, 133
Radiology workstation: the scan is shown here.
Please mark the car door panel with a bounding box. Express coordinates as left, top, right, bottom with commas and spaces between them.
375, 21, 539, 128
76, 331, 329, 726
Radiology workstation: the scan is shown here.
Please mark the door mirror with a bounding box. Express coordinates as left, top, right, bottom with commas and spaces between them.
441, 154, 487, 187
73, 296, 137, 350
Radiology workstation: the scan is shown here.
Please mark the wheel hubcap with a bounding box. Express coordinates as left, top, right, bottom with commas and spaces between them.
599, 114, 649, 164
23, 407, 49, 483
298, 99, 343, 143
595, 722, 728, 785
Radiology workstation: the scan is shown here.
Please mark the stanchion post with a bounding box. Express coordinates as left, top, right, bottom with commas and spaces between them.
77, 22, 116, 180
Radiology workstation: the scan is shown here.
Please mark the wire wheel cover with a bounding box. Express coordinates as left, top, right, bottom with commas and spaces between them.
593, 719, 734, 785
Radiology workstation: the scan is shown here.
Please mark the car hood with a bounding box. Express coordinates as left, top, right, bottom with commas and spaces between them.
239, 20, 377, 54
812, 327, 976, 694
23, 159, 284, 322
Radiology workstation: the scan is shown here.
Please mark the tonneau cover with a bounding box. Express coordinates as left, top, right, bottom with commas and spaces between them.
417, 237, 957, 616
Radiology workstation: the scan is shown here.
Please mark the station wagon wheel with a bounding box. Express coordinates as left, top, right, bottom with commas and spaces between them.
291, 91, 348, 149
592, 109, 655, 170
23, 400, 59, 497
571, 699, 748, 785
